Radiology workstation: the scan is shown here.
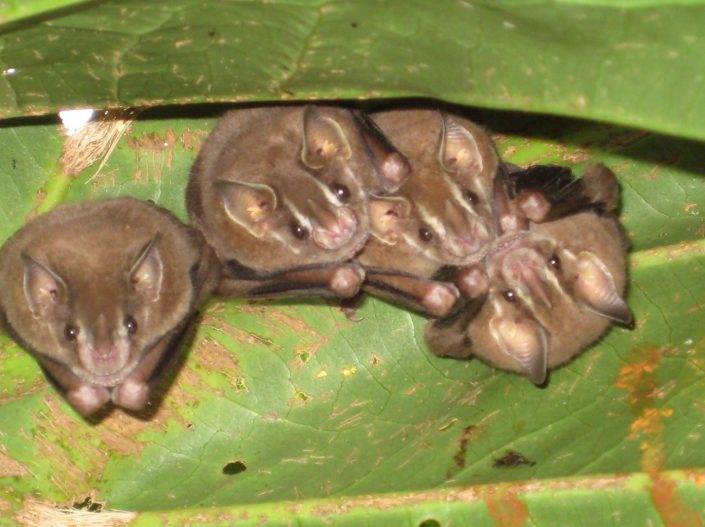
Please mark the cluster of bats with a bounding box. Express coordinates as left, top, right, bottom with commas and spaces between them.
0, 105, 633, 417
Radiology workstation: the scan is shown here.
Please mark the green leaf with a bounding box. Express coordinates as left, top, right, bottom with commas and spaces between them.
0, 1, 705, 140
1, 2, 705, 526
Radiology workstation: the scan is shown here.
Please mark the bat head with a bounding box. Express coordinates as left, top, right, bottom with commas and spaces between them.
190, 106, 379, 272
0, 198, 216, 418
217, 174, 359, 256
21, 235, 167, 415
361, 110, 497, 270
477, 212, 632, 383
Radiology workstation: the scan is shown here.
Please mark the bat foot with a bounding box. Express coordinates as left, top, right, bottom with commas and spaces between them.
67, 384, 111, 416
457, 265, 489, 298
329, 265, 365, 298
422, 283, 460, 318
517, 190, 551, 222
112, 379, 150, 411
499, 212, 528, 234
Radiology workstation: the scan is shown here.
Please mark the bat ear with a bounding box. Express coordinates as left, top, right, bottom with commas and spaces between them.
129, 235, 164, 303
216, 179, 277, 238
301, 105, 352, 169
22, 254, 68, 318
368, 195, 411, 245
354, 111, 411, 191
439, 113, 483, 177
573, 252, 633, 325
490, 314, 548, 385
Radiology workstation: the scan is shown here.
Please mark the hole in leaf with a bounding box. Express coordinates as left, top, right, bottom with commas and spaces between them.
222, 461, 247, 476
419, 520, 441, 527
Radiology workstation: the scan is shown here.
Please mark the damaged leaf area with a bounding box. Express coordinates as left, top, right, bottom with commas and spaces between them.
0, 1, 704, 141
0, 108, 703, 525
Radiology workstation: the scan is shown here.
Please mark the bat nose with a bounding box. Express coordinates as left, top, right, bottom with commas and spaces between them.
520, 267, 553, 309
446, 220, 489, 260
444, 203, 490, 260
93, 314, 112, 357
309, 201, 358, 250
502, 248, 553, 308
77, 314, 130, 379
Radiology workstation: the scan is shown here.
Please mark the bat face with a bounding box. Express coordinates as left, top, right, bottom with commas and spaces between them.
187, 105, 379, 275
0, 198, 219, 416
426, 165, 632, 384
350, 109, 501, 317
427, 211, 631, 384
359, 109, 497, 271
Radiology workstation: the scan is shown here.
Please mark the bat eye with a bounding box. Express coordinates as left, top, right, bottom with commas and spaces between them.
125, 316, 138, 335
290, 221, 310, 240
548, 254, 561, 270
418, 227, 434, 242
331, 183, 350, 202
502, 290, 518, 303
64, 323, 80, 341
464, 189, 480, 205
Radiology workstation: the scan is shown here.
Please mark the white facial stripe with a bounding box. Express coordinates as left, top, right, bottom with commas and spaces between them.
269, 227, 301, 255
560, 248, 578, 262
446, 176, 481, 217
282, 197, 313, 232
490, 295, 506, 317
309, 175, 340, 205
546, 270, 571, 302
416, 204, 447, 239
342, 164, 367, 202
401, 231, 439, 262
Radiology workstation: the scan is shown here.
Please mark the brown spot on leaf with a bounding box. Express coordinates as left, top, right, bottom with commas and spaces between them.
33, 396, 110, 499
446, 424, 481, 479
615, 344, 701, 525
127, 129, 179, 183
651, 477, 704, 527
191, 336, 245, 390
615, 343, 668, 474
0, 447, 29, 477
483, 485, 530, 527
492, 450, 536, 469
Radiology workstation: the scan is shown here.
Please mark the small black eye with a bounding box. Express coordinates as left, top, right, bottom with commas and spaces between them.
548, 254, 561, 270
464, 189, 480, 205
125, 316, 138, 335
64, 323, 79, 341
418, 227, 434, 242
290, 221, 310, 240
331, 183, 350, 202
502, 290, 517, 303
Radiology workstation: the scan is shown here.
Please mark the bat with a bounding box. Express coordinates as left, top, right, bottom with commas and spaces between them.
426, 164, 633, 384
355, 109, 500, 316
0, 198, 220, 416
187, 105, 404, 299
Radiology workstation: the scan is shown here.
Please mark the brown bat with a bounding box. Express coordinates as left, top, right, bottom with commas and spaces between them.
0, 198, 220, 416
355, 109, 500, 316
187, 105, 405, 299
426, 164, 632, 384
